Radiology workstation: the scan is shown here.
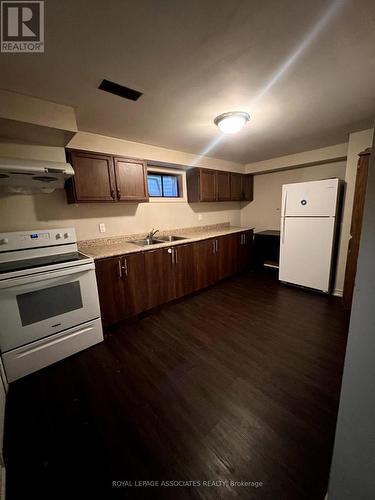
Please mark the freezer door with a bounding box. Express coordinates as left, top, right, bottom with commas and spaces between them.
281, 179, 339, 217
279, 217, 336, 292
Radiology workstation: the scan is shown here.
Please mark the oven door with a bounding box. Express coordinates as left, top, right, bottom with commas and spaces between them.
0, 263, 101, 352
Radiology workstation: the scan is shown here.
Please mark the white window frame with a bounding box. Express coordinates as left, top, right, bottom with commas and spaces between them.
146, 166, 187, 203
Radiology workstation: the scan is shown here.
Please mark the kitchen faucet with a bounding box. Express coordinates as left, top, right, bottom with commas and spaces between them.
146, 228, 159, 241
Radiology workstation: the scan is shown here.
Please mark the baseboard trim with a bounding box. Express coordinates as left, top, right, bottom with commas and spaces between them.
333, 288, 343, 297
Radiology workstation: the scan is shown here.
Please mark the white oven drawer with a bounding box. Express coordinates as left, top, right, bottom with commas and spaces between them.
0, 264, 101, 352
2, 318, 103, 382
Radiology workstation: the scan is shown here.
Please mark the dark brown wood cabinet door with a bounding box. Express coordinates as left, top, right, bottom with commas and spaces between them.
144, 248, 175, 310
238, 230, 254, 272
200, 169, 217, 201
242, 175, 254, 202
186, 169, 200, 202
216, 171, 230, 201
230, 173, 243, 201
68, 151, 116, 202
96, 234, 255, 328
95, 257, 126, 327
217, 234, 238, 279
173, 244, 197, 298
194, 239, 217, 289
121, 252, 148, 317
114, 157, 149, 201
343, 148, 371, 310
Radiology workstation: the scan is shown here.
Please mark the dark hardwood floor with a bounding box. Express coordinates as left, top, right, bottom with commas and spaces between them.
4, 271, 349, 500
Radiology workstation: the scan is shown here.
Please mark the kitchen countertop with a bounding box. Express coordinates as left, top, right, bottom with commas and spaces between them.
78, 223, 254, 260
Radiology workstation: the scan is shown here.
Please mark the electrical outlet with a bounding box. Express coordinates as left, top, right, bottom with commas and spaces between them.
198, 214, 203, 221
99, 223, 106, 233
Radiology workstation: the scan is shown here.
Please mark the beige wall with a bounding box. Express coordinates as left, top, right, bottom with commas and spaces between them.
0, 136, 243, 240
0, 90, 77, 132
0, 143, 66, 162
68, 131, 245, 173
1, 127, 373, 295
0, 191, 241, 240
241, 161, 347, 295
241, 161, 347, 232
245, 143, 348, 175
241, 127, 375, 295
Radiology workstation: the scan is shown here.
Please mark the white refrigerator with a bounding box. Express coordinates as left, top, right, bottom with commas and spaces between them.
279, 178, 340, 293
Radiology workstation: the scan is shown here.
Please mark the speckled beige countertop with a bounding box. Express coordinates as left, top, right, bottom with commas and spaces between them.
78, 223, 254, 260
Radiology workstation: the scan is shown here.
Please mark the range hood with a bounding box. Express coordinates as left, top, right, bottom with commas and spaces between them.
0, 156, 74, 194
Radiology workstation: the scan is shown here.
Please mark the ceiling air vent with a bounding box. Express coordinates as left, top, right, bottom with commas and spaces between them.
98, 79, 143, 101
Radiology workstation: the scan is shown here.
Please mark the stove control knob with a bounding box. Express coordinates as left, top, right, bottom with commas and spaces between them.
0, 238, 9, 245
64, 232, 70, 239
56, 233, 63, 239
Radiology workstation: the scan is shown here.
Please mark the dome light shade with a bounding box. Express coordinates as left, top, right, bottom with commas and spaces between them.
214, 111, 250, 134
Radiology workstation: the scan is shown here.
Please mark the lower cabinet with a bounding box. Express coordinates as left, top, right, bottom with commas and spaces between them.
96, 231, 253, 327
144, 247, 175, 309
194, 239, 217, 289
95, 252, 147, 327
121, 253, 148, 316
238, 230, 254, 273
95, 256, 126, 327
173, 244, 197, 298
143, 244, 198, 308
217, 234, 239, 278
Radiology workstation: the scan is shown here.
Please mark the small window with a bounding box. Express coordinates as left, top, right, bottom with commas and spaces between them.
147, 173, 179, 197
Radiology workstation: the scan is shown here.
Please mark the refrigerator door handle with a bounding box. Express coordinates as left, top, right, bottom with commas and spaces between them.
281, 191, 288, 244
282, 190, 288, 218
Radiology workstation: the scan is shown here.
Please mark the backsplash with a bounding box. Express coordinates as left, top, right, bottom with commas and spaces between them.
0, 189, 242, 240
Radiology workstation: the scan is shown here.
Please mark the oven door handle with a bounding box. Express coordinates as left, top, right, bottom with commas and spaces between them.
0, 262, 95, 289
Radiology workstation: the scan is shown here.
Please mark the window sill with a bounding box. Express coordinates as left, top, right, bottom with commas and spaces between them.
149, 197, 187, 203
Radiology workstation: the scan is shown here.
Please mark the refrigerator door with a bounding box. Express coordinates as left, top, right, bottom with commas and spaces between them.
281, 178, 339, 217
279, 216, 336, 292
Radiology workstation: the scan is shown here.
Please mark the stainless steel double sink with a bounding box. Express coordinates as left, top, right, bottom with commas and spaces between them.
131, 235, 187, 247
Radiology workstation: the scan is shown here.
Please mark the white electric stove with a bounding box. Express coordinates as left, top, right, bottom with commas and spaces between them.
0, 228, 103, 382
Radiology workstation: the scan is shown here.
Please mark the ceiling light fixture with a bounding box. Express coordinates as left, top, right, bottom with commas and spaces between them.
214, 111, 250, 134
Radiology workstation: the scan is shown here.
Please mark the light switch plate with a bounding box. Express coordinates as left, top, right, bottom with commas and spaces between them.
99, 223, 106, 233
198, 214, 203, 221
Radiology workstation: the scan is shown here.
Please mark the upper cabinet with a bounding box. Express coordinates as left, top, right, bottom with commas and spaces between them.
187, 168, 253, 203
66, 149, 149, 203
199, 168, 217, 201
230, 173, 243, 201
66, 150, 116, 202
114, 157, 148, 202
65, 149, 253, 204
242, 174, 254, 202
216, 171, 231, 201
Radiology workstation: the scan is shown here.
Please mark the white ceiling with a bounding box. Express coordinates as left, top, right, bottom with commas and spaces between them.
1, 0, 374, 163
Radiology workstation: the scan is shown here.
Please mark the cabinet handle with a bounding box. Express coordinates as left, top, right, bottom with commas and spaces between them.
117, 188, 121, 200
212, 240, 216, 254
215, 239, 218, 252
122, 257, 128, 277
168, 247, 174, 264
111, 189, 115, 200
175, 248, 178, 264
117, 259, 122, 278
